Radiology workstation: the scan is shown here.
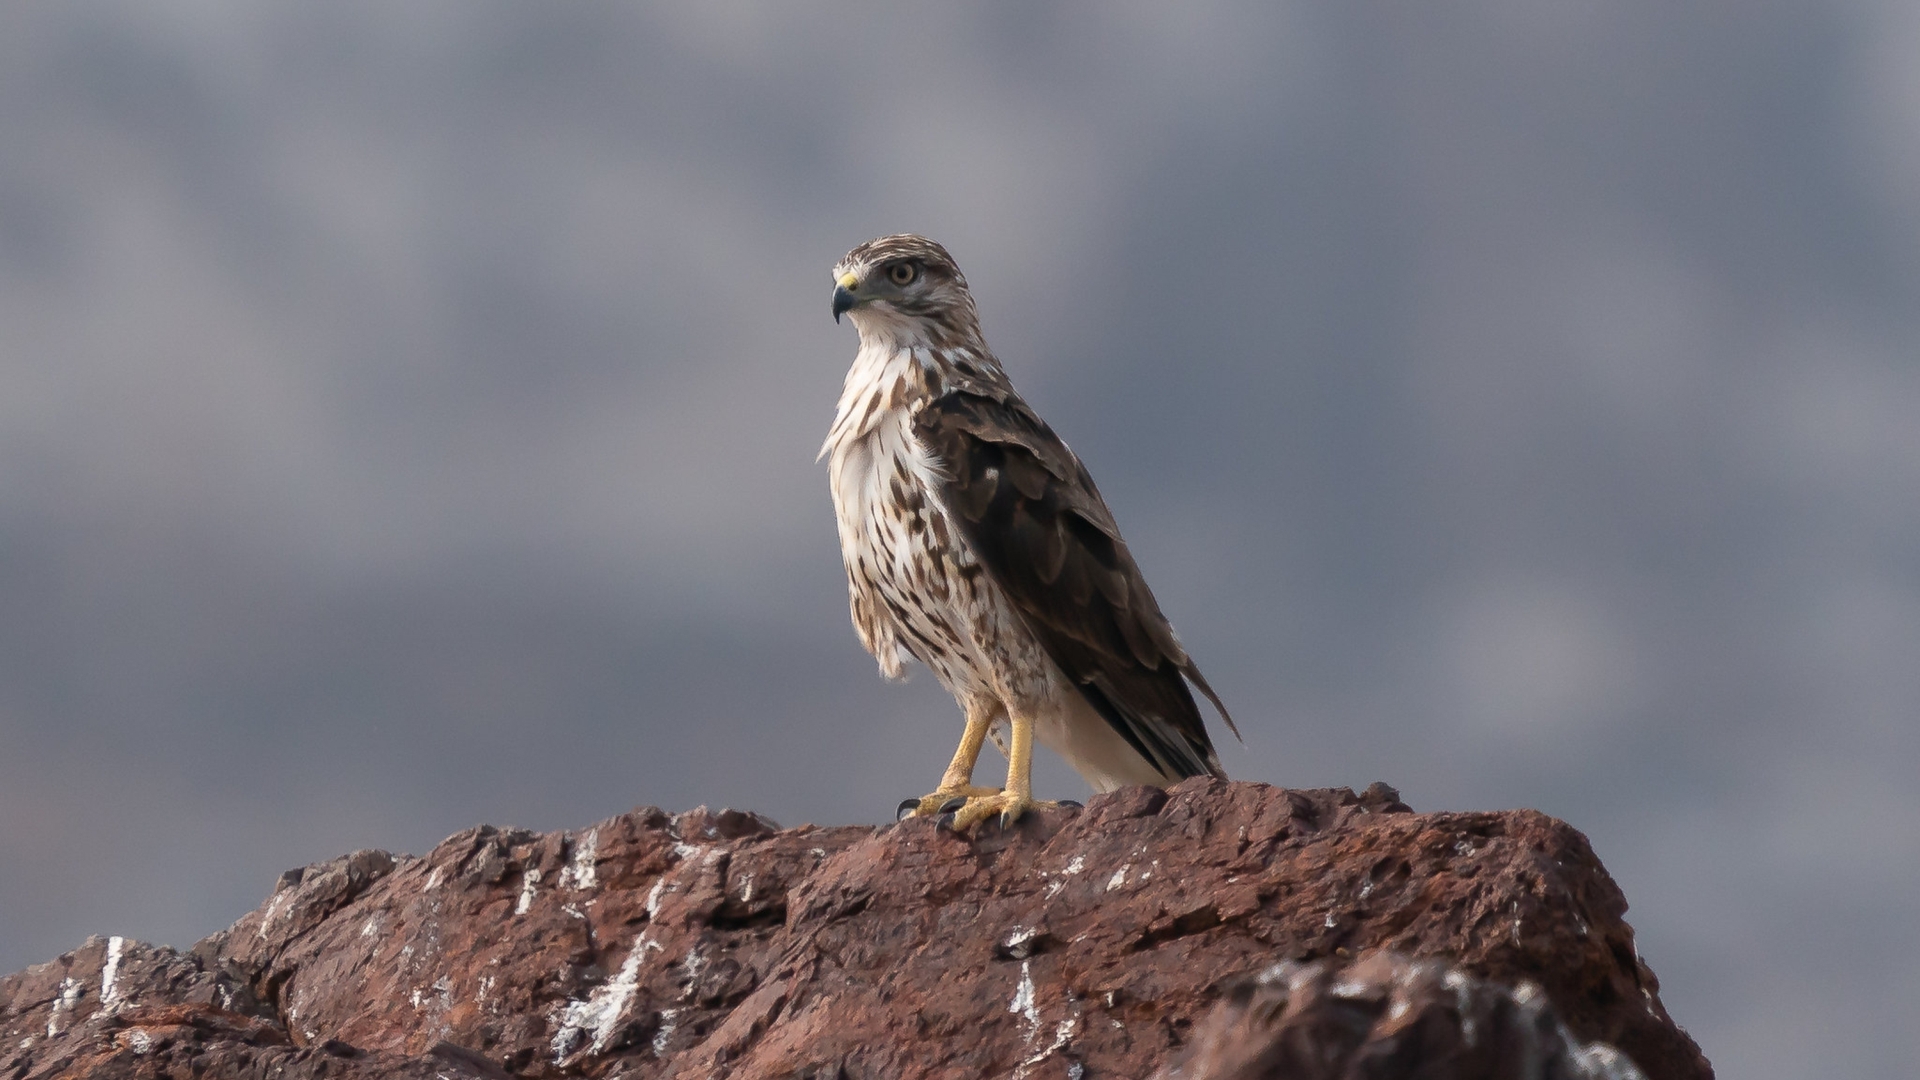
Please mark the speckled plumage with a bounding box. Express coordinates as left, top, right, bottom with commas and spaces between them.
823, 235, 1233, 800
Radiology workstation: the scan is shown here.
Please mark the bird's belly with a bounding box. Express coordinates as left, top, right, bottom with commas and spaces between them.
832, 422, 1171, 788
866, 511, 1009, 691
833, 425, 1003, 693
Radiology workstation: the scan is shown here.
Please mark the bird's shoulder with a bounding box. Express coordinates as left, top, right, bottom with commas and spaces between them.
911, 384, 1122, 541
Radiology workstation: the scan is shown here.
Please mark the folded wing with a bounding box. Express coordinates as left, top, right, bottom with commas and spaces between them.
914, 388, 1236, 780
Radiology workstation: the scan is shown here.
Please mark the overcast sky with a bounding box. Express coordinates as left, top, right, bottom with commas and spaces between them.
2, 4, 1916, 1076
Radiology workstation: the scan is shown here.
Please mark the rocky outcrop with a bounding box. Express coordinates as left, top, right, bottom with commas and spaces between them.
1154, 952, 1650, 1080
0, 780, 1711, 1079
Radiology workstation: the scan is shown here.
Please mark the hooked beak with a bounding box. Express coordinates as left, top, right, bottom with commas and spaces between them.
831, 271, 859, 323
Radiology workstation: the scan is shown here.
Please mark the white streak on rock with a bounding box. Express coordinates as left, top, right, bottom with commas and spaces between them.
1009, 960, 1040, 1036
1568, 1042, 1648, 1079
1014, 993, 1081, 1079
425, 866, 444, 891
46, 977, 82, 1037
419, 974, 454, 1039
737, 872, 754, 903
549, 934, 660, 1063
1020, 1016, 1077, 1068
125, 1028, 153, 1054
257, 893, 290, 939
100, 936, 126, 1010
652, 1007, 679, 1056
680, 948, 706, 998
1063, 855, 1085, 875
559, 830, 599, 890
1105, 865, 1129, 892
515, 869, 542, 915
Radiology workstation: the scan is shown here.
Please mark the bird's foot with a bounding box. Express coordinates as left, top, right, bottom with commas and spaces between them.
897, 786, 1002, 821
944, 791, 1081, 832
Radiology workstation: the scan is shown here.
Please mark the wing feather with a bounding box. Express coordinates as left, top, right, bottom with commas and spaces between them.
915, 388, 1235, 780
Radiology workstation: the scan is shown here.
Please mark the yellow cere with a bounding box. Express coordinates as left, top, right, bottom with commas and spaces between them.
838, 272, 859, 289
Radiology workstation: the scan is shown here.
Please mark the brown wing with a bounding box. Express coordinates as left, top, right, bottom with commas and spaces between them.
914, 388, 1237, 780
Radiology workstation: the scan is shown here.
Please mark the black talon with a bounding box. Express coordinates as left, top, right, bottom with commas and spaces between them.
897, 799, 921, 821
936, 796, 969, 829
1057, 800, 1083, 810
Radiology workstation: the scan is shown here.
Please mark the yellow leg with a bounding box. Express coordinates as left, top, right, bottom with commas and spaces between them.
939, 701, 997, 792
898, 700, 1004, 819
949, 711, 1074, 832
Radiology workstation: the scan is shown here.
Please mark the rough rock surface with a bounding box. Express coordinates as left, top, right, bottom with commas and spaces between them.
1154, 952, 1650, 1079
0, 780, 1711, 1079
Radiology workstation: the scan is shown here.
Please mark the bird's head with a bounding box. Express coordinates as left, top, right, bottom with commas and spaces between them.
831, 234, 980, 344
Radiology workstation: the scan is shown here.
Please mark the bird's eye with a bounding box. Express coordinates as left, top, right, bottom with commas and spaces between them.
888, 262, 918, 286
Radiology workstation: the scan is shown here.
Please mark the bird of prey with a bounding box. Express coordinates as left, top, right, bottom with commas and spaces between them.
823, 234, 1237, 831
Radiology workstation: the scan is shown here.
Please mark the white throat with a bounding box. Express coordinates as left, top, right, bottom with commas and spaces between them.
819, 328, 935, 460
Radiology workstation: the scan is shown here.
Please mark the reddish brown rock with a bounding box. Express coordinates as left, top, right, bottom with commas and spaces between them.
0, 781, 1711, 1080
1155, 952, 1649, 1079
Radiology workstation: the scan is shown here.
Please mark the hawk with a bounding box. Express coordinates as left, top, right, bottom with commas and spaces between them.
823, 234, 1236, 830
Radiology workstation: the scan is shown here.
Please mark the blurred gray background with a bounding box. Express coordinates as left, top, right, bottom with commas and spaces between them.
1, 2, 1915, 1075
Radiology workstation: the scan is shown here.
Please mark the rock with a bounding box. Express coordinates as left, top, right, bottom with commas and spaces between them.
0, 781, 1712, 1079
1154, 951, 1648, 1079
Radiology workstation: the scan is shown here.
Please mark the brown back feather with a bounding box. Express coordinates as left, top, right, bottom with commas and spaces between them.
914, 388, 1236, 779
